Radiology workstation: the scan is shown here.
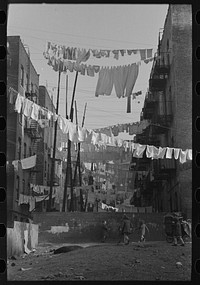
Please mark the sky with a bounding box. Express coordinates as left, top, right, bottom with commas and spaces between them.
7, 4, 169, 137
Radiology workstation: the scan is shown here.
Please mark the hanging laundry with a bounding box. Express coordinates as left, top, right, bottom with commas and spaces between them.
139, 49, 146, 60
124, 63, 139, 98
187, 149, 192, 160
76, 48, 90, 64
111, 125, 119, 136
87, 65, 95, 77
95, 67, 106, 97
179, 149, 188, 164
67, 121, 78, 142
104, 67, 114, 95
166, 147, 173, 159
147, 49, 153, 58
174, 148, 181, 160
14, 94, 24, 113
112, 50, 119, 60
30, 103, 40, 121
146, 145, 154, 158
113, 66, 124, 98
12, 160, 19, 171
133, 143, 146, 158
91, 131, 100, 145
9, 88, 18, 104
120, 49, 126, 56
128, 123, 138, 135
21, 155, 36, 169
157, 147, 167, 159
22, 98, 33, 118
152, 146, 159, 159
93, 65, 100, 73
78, 126, 87, 142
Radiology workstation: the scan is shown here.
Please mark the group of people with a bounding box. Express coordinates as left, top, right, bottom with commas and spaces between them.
101, 212, 187, 246
101, 214, 149, 245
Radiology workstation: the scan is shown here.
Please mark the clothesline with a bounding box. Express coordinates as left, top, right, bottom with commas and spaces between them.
8, 89, 192, 163
8, 89, 149, 148
44, 41, 153, 62
43, 42, 154, 76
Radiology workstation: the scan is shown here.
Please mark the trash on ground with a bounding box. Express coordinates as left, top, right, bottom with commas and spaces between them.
20, 267, 32, 271
176, 262, 183, 268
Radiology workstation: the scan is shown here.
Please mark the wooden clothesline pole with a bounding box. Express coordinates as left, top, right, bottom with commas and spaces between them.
62, 71, 79, 212
48, 70, 61, 211
73, 102, 87, 211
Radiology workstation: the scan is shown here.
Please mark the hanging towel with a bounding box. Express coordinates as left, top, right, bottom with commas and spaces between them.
78, 126, 87, 142
146, 145, 154, 158
179, 149, 188, 164
133, 144, 146, 158
187, 149, 192, 160
152, 146, 159, 159
174, 148, 181, 160
67, 121, 78, 142
21, 155, 36, 169
166, 147, 173, 159
157, 147, 167, 159
30, 103, 40, 121
14, 94, 24, 113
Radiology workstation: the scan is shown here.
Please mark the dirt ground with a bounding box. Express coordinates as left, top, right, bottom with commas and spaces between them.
7, 241, 191, 281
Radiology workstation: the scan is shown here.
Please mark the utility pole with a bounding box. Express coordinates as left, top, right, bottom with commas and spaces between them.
48, 70, 61, 211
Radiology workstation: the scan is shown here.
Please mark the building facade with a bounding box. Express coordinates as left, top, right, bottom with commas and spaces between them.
135, 5, 192, 218
7, 36, 40, 224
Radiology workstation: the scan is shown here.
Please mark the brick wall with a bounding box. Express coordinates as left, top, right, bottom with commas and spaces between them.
33, 212, 167, 244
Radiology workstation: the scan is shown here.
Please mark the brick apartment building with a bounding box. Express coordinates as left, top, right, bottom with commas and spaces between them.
134, 5, 192, 218
7, 36, 40, 224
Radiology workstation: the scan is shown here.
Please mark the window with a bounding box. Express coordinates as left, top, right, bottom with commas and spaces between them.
20, 65, 24, 87
18, 137, 21, 160
29, 147, 32, 157
22, 179, 25, 194
24, 143, 27, 158
26, 74, 29, 92
16, 175, 20, 200
31, 82, 33, 92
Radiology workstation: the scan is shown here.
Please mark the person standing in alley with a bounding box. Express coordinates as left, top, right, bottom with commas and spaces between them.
138, 220, 149, 242
171, 213, 185, 246
118, 214, 133, 245
101, 220, 109, 243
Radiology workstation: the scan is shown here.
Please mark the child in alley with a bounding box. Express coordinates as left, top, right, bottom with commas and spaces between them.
137, 219, 149, 242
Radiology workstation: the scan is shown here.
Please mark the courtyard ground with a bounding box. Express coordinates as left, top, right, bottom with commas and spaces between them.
7, 240, 191, 281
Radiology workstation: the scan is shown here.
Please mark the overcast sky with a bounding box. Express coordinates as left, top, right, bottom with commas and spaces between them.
7, 4, 168, 136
